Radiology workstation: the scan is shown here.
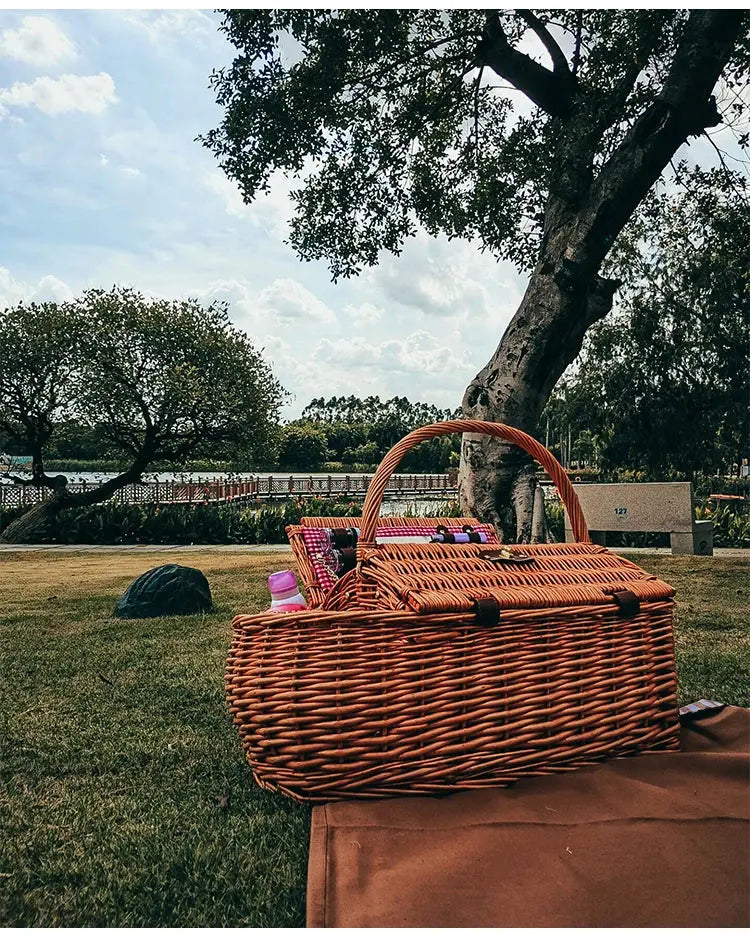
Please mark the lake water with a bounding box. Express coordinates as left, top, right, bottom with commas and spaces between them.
2, 470, 450, 485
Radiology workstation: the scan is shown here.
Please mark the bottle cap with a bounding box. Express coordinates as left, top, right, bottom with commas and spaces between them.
268, 570, 298, 595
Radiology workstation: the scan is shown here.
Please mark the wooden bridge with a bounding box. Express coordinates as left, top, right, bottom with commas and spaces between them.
0, 473, 457, 509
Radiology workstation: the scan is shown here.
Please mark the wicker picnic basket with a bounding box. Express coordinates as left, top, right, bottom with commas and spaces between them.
227, 421, 680, 802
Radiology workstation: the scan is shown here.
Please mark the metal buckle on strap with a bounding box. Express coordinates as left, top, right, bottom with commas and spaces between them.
604, 588, 640, 617
479, 548, 536, 566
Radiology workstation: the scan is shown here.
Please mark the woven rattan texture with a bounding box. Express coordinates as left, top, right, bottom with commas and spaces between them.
297, 520, 498, 597
330, 542, 675, 614
228, 600, 679, 801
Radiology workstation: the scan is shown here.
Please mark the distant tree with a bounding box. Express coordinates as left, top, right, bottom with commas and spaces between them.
0, 287, 284, 543
45, 421, 111, 462
344, 440, 380, 467
546, 168, 749, 478
296, 395, 460, 470
203, 9, 748, 538
323, 422, 369, 459
276, 424, 328, 470
571, 430, 599, 468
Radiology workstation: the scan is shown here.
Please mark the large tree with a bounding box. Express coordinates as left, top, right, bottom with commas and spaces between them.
0, 287, 284, 542
202, 9, 748, 537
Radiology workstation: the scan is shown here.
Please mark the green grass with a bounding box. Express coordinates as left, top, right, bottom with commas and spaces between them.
620, 554, 749, 707
0, 551, 309, 928
1, 550, 747, 926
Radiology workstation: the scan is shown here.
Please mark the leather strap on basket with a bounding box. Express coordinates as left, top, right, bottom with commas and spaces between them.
358, 420, 590, 549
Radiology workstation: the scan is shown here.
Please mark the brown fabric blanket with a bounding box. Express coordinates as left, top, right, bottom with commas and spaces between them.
307, 706, 750, 927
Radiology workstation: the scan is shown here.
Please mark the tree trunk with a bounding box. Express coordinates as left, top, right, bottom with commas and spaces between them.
459, 250, 617, 538
0, 497, 67, 544
0, 454, 152, 543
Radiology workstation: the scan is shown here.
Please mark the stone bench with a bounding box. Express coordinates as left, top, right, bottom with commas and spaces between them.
563, 482, 713, 556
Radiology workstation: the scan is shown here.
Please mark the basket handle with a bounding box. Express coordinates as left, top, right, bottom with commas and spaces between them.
359, 420, 590, 546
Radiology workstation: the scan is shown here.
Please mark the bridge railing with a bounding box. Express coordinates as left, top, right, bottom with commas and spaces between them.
0, 474, 456, 508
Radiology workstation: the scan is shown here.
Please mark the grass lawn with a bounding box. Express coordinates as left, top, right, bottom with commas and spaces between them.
1, 549, 748, 927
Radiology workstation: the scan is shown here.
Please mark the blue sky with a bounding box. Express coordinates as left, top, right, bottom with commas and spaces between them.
0, 10, 526, 418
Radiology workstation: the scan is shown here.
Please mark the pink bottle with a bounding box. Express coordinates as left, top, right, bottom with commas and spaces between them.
267, 570, 308, 612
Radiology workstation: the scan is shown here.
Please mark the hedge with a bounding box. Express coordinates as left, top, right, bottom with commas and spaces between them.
0, 498, 460, 545
0, 497, 747, 547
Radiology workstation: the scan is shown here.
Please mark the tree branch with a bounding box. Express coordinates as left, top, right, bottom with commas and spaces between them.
577, 9, 747, 270
702, 130, 750, 207
572, 12, 583, 76
473, 65, 484, 159
477, 12, 576, 117
594, 13, 672, 135
64, 449, 155, 508
517, 10, 572, 78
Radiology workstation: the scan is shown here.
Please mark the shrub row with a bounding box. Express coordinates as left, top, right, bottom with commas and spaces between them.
0, 497, 747, 547
0, 499, 358, 545
0, 497, 461, 545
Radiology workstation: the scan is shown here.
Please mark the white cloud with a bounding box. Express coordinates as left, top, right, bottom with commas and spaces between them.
258, 278, 336, 325
345, 301, 383, 325
315, 329, 470, 375
204, 171, 250, 218
36, 274, 74, 302
121, 166, 141, 177
204, 170, 293, 238
123, 10, 216, 45
192, 277, 336, 334
0, 16, 76, 67
0, 267, 74, 310
99, 153, 108, 167
374, 236, 509, 320
0, 267, 30, 309
0, 72, 117, 117
195, 279, 257, 322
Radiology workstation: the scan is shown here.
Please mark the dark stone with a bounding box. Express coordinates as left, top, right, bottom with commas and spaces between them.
114, 564, 213, 619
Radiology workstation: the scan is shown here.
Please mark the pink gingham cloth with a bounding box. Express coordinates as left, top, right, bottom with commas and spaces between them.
301, 523, 498, 593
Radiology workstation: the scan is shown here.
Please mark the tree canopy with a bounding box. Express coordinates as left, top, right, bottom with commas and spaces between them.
0, 287, 284, 541
203, 9, 748, 277
544, 167, 749, 477
293, 395, 460, 471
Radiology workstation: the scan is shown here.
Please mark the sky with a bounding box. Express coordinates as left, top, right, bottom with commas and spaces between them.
0, 9, 528, 419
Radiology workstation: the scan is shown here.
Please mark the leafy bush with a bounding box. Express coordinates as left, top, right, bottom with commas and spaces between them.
0, 498, 360, 545
276, 425, 329, 471
545, 499, 566, 541
2, 492, 748, 547
696, 503, 750, 548
693, 475, 750, 499
539, 467, 601, 483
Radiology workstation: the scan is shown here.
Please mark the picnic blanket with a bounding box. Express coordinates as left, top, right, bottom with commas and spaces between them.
307, 706, 750, 927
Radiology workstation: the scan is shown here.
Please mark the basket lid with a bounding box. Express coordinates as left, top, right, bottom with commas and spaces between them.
359, 541, 675, 615
296, 516, 499, 594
